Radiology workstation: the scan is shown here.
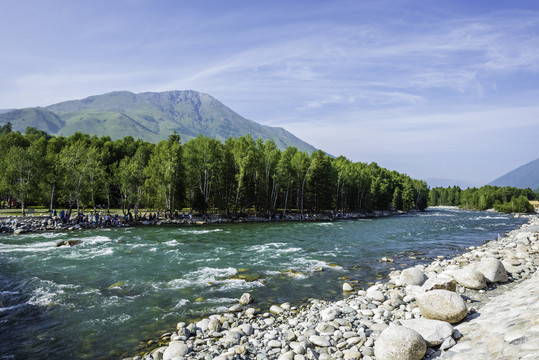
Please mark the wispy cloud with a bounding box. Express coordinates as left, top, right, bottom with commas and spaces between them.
0, 0, 538, 184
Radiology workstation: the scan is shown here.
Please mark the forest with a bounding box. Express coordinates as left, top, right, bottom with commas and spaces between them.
0, 123, 430, 217
428, 185, 536, 213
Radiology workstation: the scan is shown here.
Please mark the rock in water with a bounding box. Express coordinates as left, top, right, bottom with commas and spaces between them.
476, 257, 508, 283
343, 282, 353, 291
239, 292, 253, 305
56, 240, 83, 247
453, 266, 487, 290
374, 325, 426, 360
417, 290, 468, 323
400, 267, 427, 286
401, 318, 454, 347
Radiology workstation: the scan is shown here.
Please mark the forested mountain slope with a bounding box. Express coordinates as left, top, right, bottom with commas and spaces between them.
0, 90, 317, 152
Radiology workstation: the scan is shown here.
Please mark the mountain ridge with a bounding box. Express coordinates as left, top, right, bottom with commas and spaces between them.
489, 157, 539, 190
0, 90, 317, 152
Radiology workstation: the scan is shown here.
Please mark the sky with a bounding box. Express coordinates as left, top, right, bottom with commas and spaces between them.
1, 0, 538, 187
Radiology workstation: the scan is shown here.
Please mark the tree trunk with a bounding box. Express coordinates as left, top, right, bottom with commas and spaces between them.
49, 184, 55, 212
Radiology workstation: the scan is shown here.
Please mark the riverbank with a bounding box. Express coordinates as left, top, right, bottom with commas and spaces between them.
0, 209, 403, 236
122, 213, 539, 360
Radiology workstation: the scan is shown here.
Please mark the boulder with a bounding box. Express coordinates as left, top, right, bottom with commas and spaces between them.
374, 325, 426, 360
196, 318, 210, 333
401, 318, 454, 347
208, 318, 221, 332
400, 267, 427, 286
343, 282, 354, 291
417, 290, 468, 323
162, 341, 190, 360
270, 305, 284, 315
56, 240, 83, 247
239, 292, 253, 305
453, 266, 486, 290
320, 307, 341, 321
309, 335, 332, 347
421, 276, 457, 292
366, 290, 385, 302
476, 257, 508, 283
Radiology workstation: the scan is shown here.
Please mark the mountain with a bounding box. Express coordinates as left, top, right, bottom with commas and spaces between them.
489, 157, 539, 190
0, 90, 317, 152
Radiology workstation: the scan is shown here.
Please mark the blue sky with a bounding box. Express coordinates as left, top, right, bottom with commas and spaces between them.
1, 0, 538, 186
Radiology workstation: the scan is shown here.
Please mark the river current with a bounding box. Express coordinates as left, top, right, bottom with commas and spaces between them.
0, 207, 527, 359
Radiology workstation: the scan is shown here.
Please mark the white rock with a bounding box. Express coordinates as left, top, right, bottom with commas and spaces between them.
374, 325, 426, 360
416, 290, 468, 323
239, 292, 253, 305
320, 307, 341, 321
208, 318, 220, 332
162, 341, 190, 360
401, 318, 453, 347
453, 266, 486, 289
366, 290, 385, 302
268, 339, 282, 348
421, 276, 457, 292
440, 336, 457, 350
239, 323, 254, 336
400, 267, 427, 286
343, 282, 354, 291
476, 257, 508, 283
343, 348, 362, 360
196, 318, 210, 332
309, 335, 332, 347
270, 305, 285, 314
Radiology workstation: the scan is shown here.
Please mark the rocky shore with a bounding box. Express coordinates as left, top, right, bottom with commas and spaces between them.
121, 213, 539, 360
0, 210, 399, 236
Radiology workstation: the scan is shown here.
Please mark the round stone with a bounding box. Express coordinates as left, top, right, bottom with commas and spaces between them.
374, 325, 426, 360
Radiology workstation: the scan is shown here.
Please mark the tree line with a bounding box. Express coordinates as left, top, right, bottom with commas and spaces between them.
0, 125, 429, 216
428, 185, 536, 213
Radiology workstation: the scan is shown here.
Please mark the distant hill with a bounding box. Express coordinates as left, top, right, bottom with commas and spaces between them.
489, 157, 539, 190
0, 90, 317, 152
425, 178, 476, 189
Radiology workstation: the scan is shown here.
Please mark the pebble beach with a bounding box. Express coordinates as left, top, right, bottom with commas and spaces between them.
121, 212, 539, 360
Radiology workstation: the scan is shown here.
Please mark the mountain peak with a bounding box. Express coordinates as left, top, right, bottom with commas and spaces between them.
0, 90, 317, 153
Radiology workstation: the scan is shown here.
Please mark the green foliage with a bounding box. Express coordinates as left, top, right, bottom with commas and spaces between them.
494, 195, 534, 213
0, 129, 429, 215
1, 121, 12, 134
428, 185, 536, 213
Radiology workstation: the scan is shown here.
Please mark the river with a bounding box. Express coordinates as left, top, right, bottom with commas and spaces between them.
0, 207, 527, 359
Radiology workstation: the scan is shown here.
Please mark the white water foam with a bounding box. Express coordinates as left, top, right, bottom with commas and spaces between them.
27, 286, 60, 306
0, 240, 60, 253
208, 279, 264, 292
0, 291, 20, 295
63, 247, 114, 260
316, 222, 334, 226
172, 299, 190, 309
473, 215, 508, 220
84, 235, 113, 245
178, 229, 224, 235
167, 267, 238, 289
0, 304, 26, 312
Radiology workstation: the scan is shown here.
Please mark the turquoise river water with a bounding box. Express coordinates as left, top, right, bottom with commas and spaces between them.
0, 208, 528, 359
